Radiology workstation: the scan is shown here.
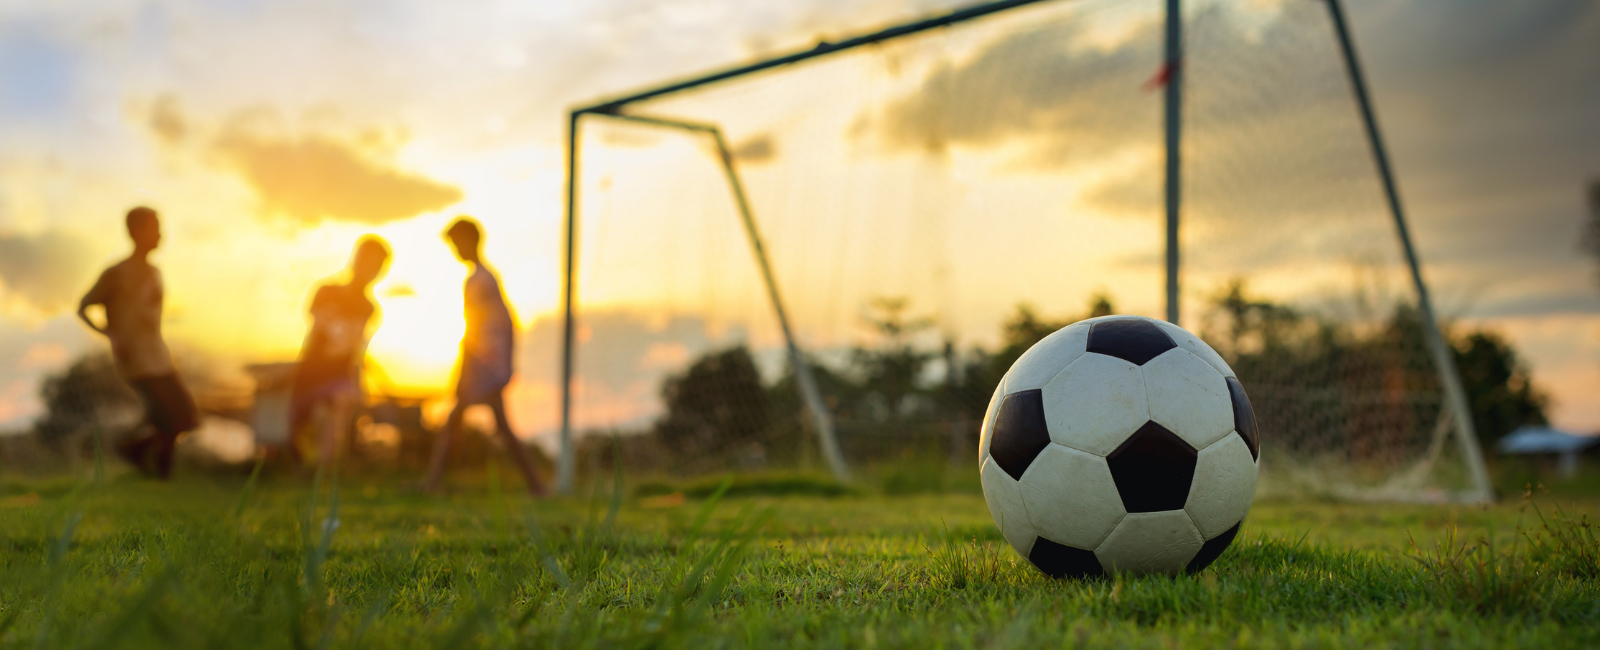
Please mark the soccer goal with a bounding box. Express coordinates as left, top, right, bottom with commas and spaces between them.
556, 0, 1493, 503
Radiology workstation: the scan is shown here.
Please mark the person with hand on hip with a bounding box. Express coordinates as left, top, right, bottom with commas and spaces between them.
78, 206, 198, 479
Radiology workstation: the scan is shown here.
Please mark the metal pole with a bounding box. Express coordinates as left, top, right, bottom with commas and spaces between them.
557, 111, 580, 495
1163, 0, 1182, 325
1325, 0, 1493, 502
707, 129, 850, 481
580, 111, 851, 481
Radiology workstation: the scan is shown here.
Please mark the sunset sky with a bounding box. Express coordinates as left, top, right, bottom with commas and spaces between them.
0, 0, 1596, 446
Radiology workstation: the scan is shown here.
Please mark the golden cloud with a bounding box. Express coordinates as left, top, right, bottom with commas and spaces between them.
0, 229, 94, 315
859, 17, 1161, 166
144, 98, 463, 225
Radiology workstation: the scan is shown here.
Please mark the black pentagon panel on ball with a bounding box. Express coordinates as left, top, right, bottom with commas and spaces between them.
1028, 537, 1105, 579
989, 389, 1051, 481
1086, 319, 1178, 366
1185, 522, 1242, 574
1106, 421, 1198, 513
1225, 377, 1259, 460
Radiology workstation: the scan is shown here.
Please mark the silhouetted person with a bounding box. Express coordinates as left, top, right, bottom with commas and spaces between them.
291, 236, 390, 469
422, 218, 546, 496
78, 207, 198, 479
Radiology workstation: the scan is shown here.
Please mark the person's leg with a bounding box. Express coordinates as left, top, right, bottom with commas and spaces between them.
114, 423, 156, 474
488, 393, 545, 496
153, 424, 180, 479
421, 403, 467, 492
318, 392, 354, 472
118, 379, 163, 474
296, 400, 327, 467
143, 374, 198, 480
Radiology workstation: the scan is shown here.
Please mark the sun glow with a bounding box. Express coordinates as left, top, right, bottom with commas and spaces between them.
146, 144, 566, 400
362, 163, 565, 396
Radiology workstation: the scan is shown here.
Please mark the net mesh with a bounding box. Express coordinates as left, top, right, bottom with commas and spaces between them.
569, 0, 1477, 498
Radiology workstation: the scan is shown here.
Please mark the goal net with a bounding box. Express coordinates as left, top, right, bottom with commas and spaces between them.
563, 0, 1489, 501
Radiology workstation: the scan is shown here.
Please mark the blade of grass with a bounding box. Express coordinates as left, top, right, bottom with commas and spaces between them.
81, 568, 175, 650
48, 512, 82, 566
91, 426, 105, 484
26, 513, 84, 650
306, 481, 340, 595
231, 456, 267, 520
312, 602, 344, 650
0, 513, 82, 640
680, 507, 773, 622
347, 589, 392, 648
647, 476, 736, 610
435, 541, 540, 650
602, 435, 623, 532
434, 602, 492, 650
523, 509, 572, 590
684, 475, 735, 541
488, 458, 508, 540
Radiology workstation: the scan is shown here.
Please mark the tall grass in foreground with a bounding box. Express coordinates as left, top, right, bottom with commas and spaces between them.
1405, 485, 1600, 617
0, 472, 1596, 648
1523, 491, 1600, 580
925, 524, 1007, 591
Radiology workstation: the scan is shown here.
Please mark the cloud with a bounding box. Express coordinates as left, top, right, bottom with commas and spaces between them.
819, 0, 1600, 340
143, 98, 463, 226
210, 122, 464, 226
857, 4, 1398, 281
0, 229, 95, 315
145, 94, 188, 147
860, 13, 1160, 164
732, 134, 776, 164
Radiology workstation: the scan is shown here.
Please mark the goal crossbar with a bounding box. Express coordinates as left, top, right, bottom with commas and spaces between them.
573, 0, 1058, 116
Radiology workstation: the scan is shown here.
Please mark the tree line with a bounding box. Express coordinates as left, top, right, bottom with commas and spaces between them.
651, 285, 1547, 470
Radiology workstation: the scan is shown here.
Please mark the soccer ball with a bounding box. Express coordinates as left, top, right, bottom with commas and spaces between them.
979, 315, 1259, 577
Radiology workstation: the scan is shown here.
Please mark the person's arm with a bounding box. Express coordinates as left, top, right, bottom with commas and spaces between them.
77, 270, 111, 336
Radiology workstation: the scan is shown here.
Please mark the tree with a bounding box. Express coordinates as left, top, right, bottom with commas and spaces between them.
1453, 330, 1548, 445
1201, 280, 1547, 457
34, 352, 142, 448
653, 346, 771, 456
1209, 280, 1310, 359
850, 297, 936, 423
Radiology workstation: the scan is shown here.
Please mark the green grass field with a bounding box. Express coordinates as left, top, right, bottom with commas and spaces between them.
0, 469, 1597, 649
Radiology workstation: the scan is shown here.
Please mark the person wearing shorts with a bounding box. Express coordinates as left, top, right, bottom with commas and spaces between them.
290, 237, 389, 468
78, 207, 198, 479
421, 218, 546, 496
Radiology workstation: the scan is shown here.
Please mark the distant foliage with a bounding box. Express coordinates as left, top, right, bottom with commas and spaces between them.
652, 285, 1544, 469
654, 346, 771, 456
34, 352, 141, 447
1454, 331, 1548, 444
1202, 280, 1436, 461
847, 297, 937, 424
1202, 280, 1547, 455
